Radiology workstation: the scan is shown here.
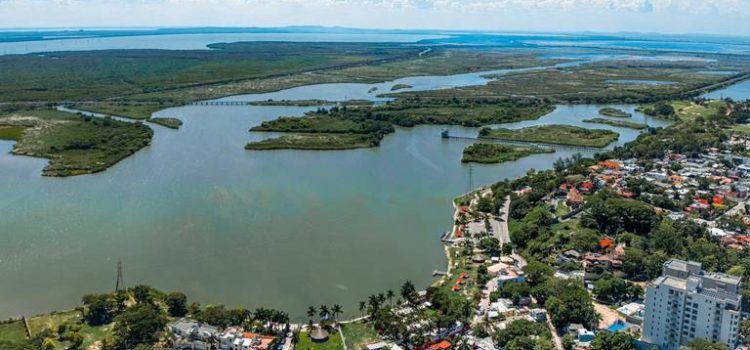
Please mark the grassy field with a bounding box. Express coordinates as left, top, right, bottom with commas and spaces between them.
341, 322, 380, 350
392, 56, 750, 104
245, 134, 380, 150
1, 107, 153, 177
69, 103, 175, 120
297, 330, 345, 350
461, 143, 554, 163
0, 321, 28, 343
0, 125, 24, 141
23, 310, 112, 350
639, 100, 727, 122
599, 108, 632, 118
480, 124, 620, 147
149, 117, 183, 129
583, 118, 648, 129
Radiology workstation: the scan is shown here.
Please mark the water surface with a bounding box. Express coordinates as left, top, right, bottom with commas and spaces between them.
0, 68, 670, 320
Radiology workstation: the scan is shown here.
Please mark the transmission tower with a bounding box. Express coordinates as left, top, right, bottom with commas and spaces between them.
115, 259, 124, 292
467, 164, 474, 193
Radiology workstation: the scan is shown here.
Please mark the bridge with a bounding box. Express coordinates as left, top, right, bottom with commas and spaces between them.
187, 101, 251, 106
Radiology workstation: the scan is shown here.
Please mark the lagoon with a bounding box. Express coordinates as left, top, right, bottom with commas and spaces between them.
0, 64, 671, 320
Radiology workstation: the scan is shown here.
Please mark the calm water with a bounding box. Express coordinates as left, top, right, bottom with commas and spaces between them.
702, 78, 750, 100
0, 33, 445, 55
0, 63, 672, 319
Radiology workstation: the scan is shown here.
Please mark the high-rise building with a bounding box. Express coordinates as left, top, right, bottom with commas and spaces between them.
642, 259, 742, 350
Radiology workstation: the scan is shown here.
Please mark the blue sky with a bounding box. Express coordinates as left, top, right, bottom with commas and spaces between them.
0, 0, 749, 36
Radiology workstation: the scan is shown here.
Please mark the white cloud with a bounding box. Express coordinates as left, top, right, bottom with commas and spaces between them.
0, 0, 748, 35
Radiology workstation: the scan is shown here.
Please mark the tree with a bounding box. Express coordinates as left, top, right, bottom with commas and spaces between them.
112, 304, 166, 350
331, 304, 343, 321
686, 339, 727, 350
589, 332, 634, 350
386, 290, 395, 305
523, 260, 553, 286
82, 294, 118, 326
358, 301, 366, 317
166, 292, 188, 317
400, 281, 418, 305
500, 281, 531, 305
130, 285, 155, 305
593, 276, 632, 303
319, 305, 329, 320
307, 306, 316, 320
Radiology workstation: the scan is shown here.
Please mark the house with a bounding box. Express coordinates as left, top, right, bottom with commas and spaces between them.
558, 249, 582, 264
219, 329, 275, 350
566, 187, 584, 207
169, 318, 219, 341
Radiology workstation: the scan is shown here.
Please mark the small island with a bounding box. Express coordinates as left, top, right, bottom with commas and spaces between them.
390, 84, 413, 91
149, 117, 183, 129
583, 118, 648, 130
461, 143, 554, 163
1, 107, 153, 177
246, 133, 381, 150
479, 124, 619, 147
598, 107, 632, 118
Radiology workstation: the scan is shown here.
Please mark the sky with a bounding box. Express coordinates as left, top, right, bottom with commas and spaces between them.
0, 0, 749, 36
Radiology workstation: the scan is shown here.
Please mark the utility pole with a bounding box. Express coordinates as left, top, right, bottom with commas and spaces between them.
467, 164, 474, 193
115, 259, 124, 292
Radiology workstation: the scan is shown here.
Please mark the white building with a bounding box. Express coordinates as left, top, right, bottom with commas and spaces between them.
642, 259, 742, 350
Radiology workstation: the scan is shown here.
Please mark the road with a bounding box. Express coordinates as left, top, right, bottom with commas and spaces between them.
546, 317, 565, 350
494, 196, 511, 246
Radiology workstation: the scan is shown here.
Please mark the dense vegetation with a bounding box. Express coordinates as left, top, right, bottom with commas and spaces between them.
479, 124, 620, 147
249, 98, 554, 150
0, 42, 420, 102
582, 118, 648, 129
391, 56, 750, 105
0, 106, 153, 176
148, 117, 183, 129
461, 143, 553, 163
598, 108, 632, 118
0, 285, 290, 350
245, 133, 382, 150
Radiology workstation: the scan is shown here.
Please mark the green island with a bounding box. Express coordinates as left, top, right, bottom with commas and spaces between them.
249, 98, 555, 150
583, 117, 648, 129
461, 143, 554, 163
598, 107, 632, 118
478, 124, 620, 147
390, 83, 412, 91
148, 117, 183, 129
0, 106, 153, 177
245, 133, 381, 150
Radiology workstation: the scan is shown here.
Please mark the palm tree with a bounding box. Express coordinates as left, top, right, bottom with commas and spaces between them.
386, 290, 395, 305
332, 304, 343, 321
358, 301, 366, 317
319, 304, 330, 320
307, 306, 316, 321
377, 293, 386, 305
401, 281, 416, 303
